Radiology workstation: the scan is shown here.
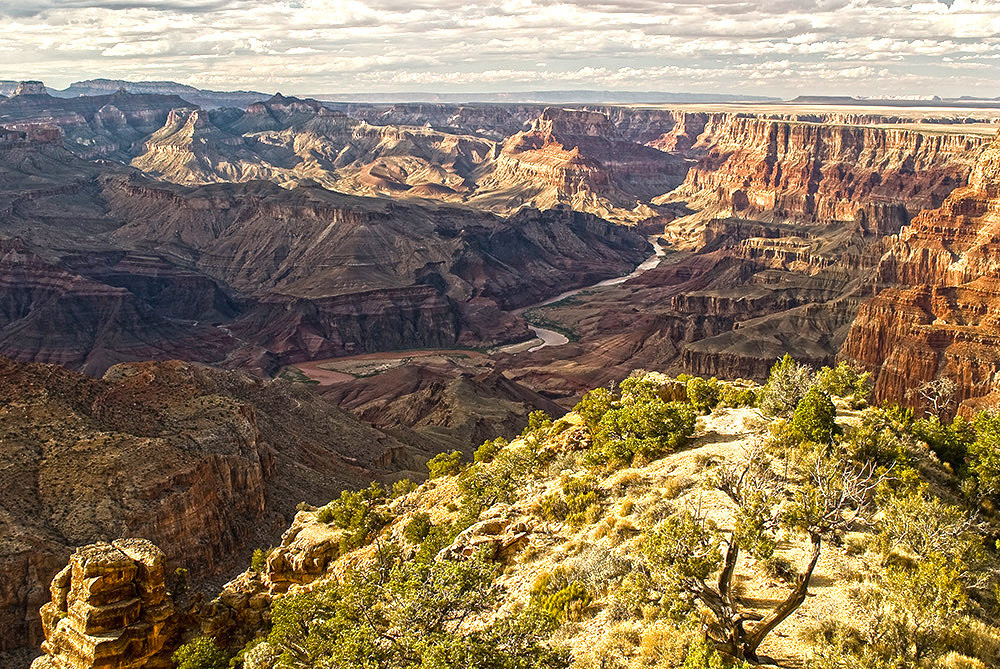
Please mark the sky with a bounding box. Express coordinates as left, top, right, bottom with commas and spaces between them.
0, 0, 998, 98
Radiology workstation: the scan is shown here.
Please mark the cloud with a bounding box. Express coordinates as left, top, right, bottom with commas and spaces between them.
0, 0, 997, 97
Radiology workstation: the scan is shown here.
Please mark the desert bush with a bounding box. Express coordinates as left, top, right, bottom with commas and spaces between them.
575, 386, 615, 430
913, 415, 973, 472
458, 443, 539, 515
790, 387, 838, 444
535, 491, 569, 522
562, 474, 600, 527
815, 362, 872, 407
757, 354, 815, 418
403, 512, 432, 544
474, 436, 508, 464
172, 637, 231, 669
844, 406, 914, 467
427, 450, 464, 478
315, 482, 389, 552
759, 555, 795, 582
686, 376, 721, 413
584, 374, 696, 468
807, 484, 997, 668
719, 383, 757, 409
530, 568, 592, 621
523, 410, 553, 437
577, 624, 641, 669
249, 547, 270, 574
267, 547, 568, 669
391, 478, 418, 498
970, 411, 1000, 497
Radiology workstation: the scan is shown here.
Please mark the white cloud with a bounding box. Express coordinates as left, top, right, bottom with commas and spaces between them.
0, 0, 997, 96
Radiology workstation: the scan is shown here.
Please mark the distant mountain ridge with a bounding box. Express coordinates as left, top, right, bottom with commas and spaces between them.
55, 78, 270, 108
0, 79, 269, 108
316, 89, 780, 104
1, 80, 780, 105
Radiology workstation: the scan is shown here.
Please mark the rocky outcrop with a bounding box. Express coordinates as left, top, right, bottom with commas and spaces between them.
12, 82, 48, 97
841, 130, 1000, 413
0, 88, 187, 160
31, 540, 176, 669
662, 116, 988, 235
0, 242, 238, 375
323, 364, 565, 455
0, 357, 407, 655
130, 93, 496, 198
472, 107, 689, 223
437, 507, 532, 562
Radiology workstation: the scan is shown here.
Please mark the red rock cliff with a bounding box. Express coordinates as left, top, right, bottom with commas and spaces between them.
665, 116, 988, 231
840, 130, 1000, 412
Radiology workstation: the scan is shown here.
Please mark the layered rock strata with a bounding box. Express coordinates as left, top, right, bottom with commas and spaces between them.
0, 357, 407, 655
840, 130, 1000, 412
31, 540, 176, 669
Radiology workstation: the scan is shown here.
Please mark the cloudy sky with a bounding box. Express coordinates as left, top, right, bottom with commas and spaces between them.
0, 0, 998, 98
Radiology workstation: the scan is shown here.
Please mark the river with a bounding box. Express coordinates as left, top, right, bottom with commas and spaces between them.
518, 237, 667, 352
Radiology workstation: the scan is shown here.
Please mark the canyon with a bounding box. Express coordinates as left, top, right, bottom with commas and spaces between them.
841, 129, 1000, 414
4, 80, 1000, 664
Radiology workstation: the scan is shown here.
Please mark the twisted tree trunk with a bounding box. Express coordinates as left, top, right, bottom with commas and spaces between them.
743, 532, 822, 658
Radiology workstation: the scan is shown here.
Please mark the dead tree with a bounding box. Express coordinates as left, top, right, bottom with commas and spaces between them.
644, 447, 887, 662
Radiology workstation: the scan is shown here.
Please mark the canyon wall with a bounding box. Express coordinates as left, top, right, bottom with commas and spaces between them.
0, 357, 409, 657
840, 129, 1000, 413
663, 115, 989, 233
471, 107, 689, 223
502, 119, 992, 400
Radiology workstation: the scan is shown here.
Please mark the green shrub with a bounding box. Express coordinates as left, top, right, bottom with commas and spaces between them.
267, 547, 568, 669
913, 415, 973, 471
584, 374, 696, 468
562, 475, 600, 527
687, 376, 722, 412
172, 637, 231, 669
523, 410, 553, 436
574, 387, 615, 430
816, 362, 872, 406
719, 383, 757, 408
459, 444, 538, 515
530, 569, 592, 621
390, 478, 418, 498
970, 411, 1000, 496
316, 482, 389, 553
427, 450, 464, 479
403, 512, 432, 544
680, 637, 748, 669
536, 491, 569, 522
758, 354, 815, 417
791, 387, 838, 443
249, 548, 270, 574
844, 407, 913, 467
474, 437, 508, 464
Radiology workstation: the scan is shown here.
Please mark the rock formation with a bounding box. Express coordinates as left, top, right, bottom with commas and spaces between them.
0, 357, 408, 656
497, 118, 990, 400
841, 129, 1000, 413
0, 86, 188, 160
31, 540, 176, 669
129, 93, 496, 198
471, 107, 690, 223
322, 364, 566, 454
0, 133, 649, 374
661, 115, 988, 237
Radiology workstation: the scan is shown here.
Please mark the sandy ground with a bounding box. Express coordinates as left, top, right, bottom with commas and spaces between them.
286, 348, 489, 385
